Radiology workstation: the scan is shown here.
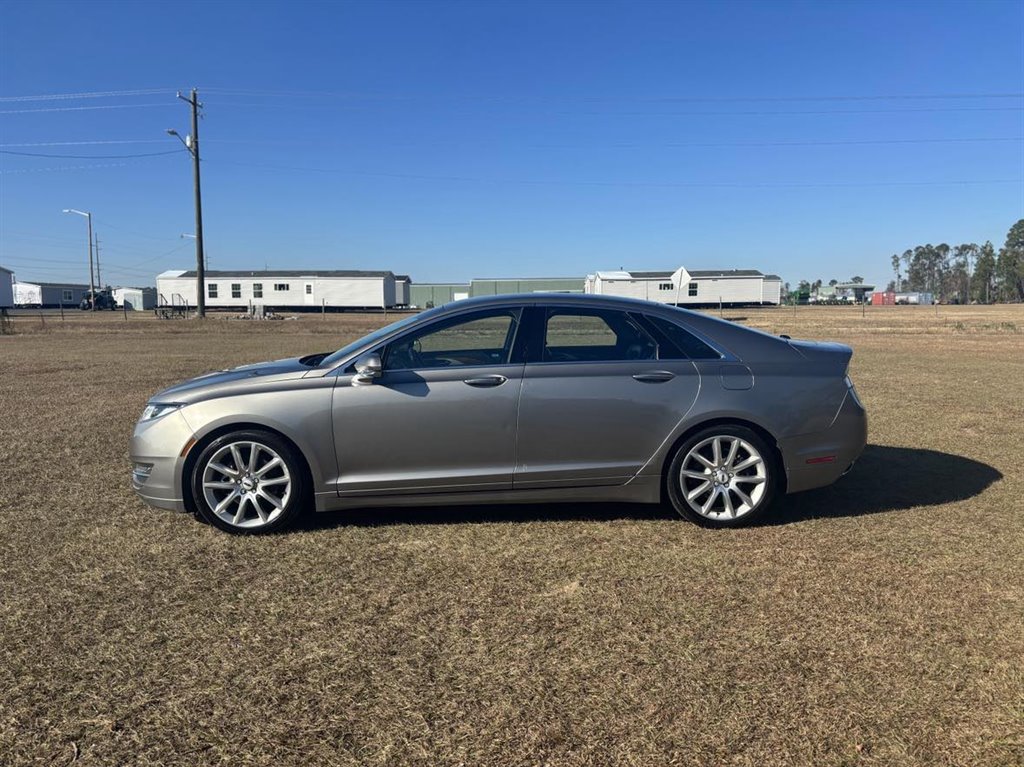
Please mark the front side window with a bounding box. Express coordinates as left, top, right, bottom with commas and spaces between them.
385, 310, 519, 370
231, 283, 241, 299
688, 282, 698, 297
208, 283, 218, 298
253, 283, 263, 298
543, 308, 656, 362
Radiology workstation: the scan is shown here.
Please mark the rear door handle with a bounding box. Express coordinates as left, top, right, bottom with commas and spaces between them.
632, 371, 675, 383
463, 375, 507, 388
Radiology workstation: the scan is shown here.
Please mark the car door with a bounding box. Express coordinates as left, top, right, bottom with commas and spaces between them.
332, 307, 525, 496
514, 305, 701, 489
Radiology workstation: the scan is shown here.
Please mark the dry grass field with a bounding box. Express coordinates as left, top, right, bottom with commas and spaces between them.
1, 304, 1022, 766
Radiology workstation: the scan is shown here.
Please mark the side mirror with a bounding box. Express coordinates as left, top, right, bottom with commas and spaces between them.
352, 353, 382, 386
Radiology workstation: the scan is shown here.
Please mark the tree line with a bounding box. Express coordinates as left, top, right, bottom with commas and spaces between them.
887, 218, 1024, 303
784, 218, 1024, 304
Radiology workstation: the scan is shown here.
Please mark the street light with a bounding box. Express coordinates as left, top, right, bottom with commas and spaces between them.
180, 232, 206, 269
62, 208, 95, 311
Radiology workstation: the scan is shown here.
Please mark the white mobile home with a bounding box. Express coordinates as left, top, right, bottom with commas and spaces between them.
0, 266, 13, 309
156, 269, 400, 310
13, 281, 90, 308
113, 286, 157, 311
585, 267, 780, 306
762, 274, 783, 305
394, 275, 411, 307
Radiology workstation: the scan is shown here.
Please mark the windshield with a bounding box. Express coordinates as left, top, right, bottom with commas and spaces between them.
319, 308, 441, 367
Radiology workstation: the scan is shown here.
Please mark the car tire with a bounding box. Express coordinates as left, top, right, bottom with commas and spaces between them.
666, 424, 778, 527
190, 429, 308, 534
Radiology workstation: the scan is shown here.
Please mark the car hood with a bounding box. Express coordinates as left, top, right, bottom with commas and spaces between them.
154, 357, 314, 402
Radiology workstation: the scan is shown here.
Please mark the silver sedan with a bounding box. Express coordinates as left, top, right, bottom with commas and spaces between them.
130, 294, 867, 533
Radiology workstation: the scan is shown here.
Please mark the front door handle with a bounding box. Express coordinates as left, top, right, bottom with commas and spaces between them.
463, 375, 507, 388
632, 371, 675, 383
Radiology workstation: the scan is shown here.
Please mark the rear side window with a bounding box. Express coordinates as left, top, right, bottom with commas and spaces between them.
644, 315, 722, 360
543, 308, 657, 362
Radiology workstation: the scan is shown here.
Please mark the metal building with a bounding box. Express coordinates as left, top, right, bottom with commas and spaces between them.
409, 283, 472, 308
585, 268, 781, 306
469, 277, 585, 296
13, 280, 90, 308
0, 266, 13, 309
156, 269, 400, 310
113, 286, 157, 311
410, 277, 584, 308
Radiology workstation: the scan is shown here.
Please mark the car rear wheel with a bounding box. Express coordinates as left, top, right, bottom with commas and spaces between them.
666, 425, 778, 527
191, 430, 307, 534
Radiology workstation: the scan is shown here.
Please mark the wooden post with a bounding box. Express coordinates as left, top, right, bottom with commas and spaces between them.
59, 302, 64, 321
123, 299, 128, 321
321, 298, 325, 317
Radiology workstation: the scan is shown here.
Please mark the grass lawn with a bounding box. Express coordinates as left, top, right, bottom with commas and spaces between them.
1, 304, 1021, 766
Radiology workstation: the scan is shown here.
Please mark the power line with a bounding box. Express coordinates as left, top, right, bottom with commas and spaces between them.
1, 259, 155, 277
205, 101, 1024, 116
212, 158, 1024, 189
0, 148, 182, 159
92, 220, 183, 242
0, 139, 168, 147
0, 88, 176, 102
2, 136, 1019, 151
0, 162, 130, 174
0, 103, 174, 115
556, 137, 1024, 148
200, 86, 1024, 103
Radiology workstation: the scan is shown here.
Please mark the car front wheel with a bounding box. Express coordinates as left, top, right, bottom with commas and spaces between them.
666, 425, 778, 527
191, 430, 307, 534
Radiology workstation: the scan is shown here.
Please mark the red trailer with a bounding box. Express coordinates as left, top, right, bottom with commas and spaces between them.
872, 291, 896, 306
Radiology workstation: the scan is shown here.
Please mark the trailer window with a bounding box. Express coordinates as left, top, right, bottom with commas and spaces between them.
688, 282, 698, 297
62, 289, 73, 302
274, 283, 289, 292
231, 283, 241, 299
208, 283, 218, 298
253, 283, 263, 298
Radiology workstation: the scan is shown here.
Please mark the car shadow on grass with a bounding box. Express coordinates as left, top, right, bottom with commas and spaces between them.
761, 444, 1002, 526
303, 444, 1001, 530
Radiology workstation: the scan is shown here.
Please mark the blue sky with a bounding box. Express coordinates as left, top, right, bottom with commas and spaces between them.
1, 0, 1021, 288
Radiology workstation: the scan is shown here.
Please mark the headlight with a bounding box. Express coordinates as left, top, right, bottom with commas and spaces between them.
140, 402, 184, 422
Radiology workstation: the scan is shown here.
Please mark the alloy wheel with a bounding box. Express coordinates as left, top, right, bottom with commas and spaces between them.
201, 441, 292, 529
678, 435, 768, 520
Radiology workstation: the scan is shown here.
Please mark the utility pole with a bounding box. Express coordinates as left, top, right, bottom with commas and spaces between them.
94, 233, 102, 288
167, 88, 206, 317
63, 209, 95, 311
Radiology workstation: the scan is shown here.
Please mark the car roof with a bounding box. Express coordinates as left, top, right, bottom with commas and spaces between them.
428, 292, 794, 362
435, 292, 680, 313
